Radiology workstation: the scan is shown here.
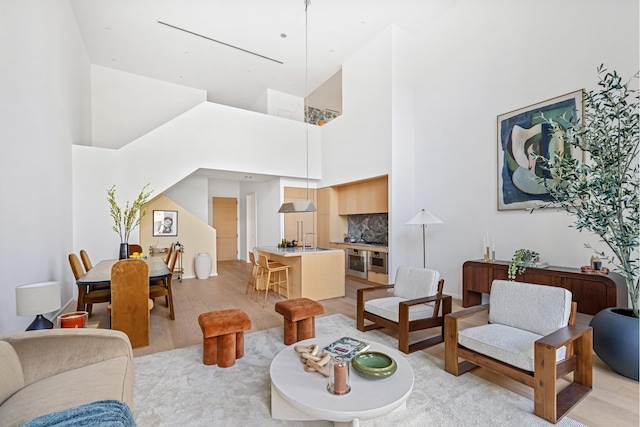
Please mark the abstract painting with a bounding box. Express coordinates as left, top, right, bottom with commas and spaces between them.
497, 90, 583, 210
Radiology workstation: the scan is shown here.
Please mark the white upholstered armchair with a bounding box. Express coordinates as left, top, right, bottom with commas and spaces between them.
444, 280, 593, 424
357, 266, 451, 353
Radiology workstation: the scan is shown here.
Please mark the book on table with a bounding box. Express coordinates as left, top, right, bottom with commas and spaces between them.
323, 337, 370, 360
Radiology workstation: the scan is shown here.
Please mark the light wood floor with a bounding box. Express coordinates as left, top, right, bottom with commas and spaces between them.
70, 260, 639, 427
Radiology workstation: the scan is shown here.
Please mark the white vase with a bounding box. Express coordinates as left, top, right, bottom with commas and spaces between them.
194, 253, 212, 279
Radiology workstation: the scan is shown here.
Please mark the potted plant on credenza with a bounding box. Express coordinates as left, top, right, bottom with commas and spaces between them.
107, 184, 153, 259
539, 65, 639, 380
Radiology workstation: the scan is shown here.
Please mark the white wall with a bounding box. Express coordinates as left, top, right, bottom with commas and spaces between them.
319, 28, 393, 187
1, 0, 90, 333
408, 0, 639, 299
164, 175, 209, 224
389, 26, 418, 280
266, 89, 304, 122
91, 65, 206, 149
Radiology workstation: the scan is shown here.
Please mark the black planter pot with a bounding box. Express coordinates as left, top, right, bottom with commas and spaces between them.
590, 307, 639, 381
119, 243, 129, 260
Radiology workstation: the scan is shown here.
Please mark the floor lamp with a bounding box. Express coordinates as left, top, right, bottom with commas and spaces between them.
405, 209, 443, 268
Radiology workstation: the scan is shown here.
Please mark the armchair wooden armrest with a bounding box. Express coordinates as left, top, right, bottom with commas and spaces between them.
356, 285, 394, 331
357, 284, 394, 297
534, 324, 593, 422
536, 324, 591, 349
400, 294, 452, 319
444, 304, 490, 376
399, 293, 450, 306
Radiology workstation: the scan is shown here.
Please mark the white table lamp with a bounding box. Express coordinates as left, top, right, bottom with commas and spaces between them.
16, 281, 61, 331
405, 209, 443, 268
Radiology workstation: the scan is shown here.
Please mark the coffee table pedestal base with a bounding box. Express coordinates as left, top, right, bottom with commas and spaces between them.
271, 383, 407, 426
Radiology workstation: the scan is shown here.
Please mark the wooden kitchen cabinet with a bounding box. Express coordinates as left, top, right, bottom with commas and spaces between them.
317, 187, 347, 247
462, 260, 628, 315
337, 175, 388, 215
283, 187, 317, 244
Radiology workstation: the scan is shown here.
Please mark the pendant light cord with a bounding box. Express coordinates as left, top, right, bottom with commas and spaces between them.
305, 0, 310, 201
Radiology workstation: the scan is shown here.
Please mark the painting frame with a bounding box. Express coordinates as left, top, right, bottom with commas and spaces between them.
497, 89, 584, 211
153, 210, 178, 237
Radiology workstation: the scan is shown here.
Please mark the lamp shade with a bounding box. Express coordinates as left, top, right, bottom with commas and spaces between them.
16, 281, 61, 316
405, 209, 443, 225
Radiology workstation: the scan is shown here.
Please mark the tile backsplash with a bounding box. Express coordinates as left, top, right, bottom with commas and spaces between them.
347, 213, 388, 245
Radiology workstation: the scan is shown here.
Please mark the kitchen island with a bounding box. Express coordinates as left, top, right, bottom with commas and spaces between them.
256, 246, 345, 301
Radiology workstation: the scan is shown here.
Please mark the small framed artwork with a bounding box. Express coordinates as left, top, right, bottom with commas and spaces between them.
497, 90, 583, 211
153, 210, 178, 236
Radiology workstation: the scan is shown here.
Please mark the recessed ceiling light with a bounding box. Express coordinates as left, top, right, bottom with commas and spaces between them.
280, 33, 287, 38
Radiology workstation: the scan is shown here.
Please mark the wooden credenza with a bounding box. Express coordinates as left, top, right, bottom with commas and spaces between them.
462, 260, 627, 315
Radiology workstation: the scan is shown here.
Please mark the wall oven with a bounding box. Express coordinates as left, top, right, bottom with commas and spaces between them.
346, 248, 368, 279
369, 251, 388, 275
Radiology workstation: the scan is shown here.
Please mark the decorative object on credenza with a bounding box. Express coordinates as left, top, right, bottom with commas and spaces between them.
482, 231, 496, 263
58, 311, 88, 328
107, 183, 153, 259
15, 281, 61, 331
293, 344, 331, 377
535, 65, 639, 380
497, 90, 583, 210
507, 249, 540, 280
580, 265, 610, 274
405, 209, 443, 268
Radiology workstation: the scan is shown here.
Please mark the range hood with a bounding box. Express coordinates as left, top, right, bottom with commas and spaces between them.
278, 200, 317, 213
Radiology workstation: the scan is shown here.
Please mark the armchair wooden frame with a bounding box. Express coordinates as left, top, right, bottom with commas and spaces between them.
444, 302, 593, 424
357, 279, 451, 354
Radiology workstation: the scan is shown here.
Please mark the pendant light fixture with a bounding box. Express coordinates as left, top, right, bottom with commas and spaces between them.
278, 0, 317, 214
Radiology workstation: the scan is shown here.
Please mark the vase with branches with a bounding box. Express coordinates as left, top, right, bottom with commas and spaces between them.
107, 184, 153, 258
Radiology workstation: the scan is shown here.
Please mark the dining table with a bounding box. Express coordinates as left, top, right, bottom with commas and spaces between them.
76, 257, 171, 287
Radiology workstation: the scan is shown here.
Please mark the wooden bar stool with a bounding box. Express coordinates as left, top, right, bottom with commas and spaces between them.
256, 254, 290, 308
245, 251, 259, 297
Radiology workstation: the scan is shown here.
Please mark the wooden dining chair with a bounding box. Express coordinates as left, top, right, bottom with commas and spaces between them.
149, 249, 177, 320
163, 244, 174, 265
110, 259, 152, 348
69, 253, 110, 316
128, 244, 143, 255
79, 249, 93, 271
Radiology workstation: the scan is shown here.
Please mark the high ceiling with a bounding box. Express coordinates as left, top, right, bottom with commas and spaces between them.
70, 0, 459, 111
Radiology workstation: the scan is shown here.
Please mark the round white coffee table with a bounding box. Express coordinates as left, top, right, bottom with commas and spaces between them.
270, 337, 414, 426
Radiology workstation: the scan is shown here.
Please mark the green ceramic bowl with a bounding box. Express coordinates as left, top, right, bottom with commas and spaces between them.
351, 351, 397, 380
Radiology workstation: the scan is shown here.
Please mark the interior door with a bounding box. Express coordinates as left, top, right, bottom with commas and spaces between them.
212, 197, 238, 261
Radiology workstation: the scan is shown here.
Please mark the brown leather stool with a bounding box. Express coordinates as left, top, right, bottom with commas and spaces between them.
275, 298, 325, 345
197, 309, 251, 367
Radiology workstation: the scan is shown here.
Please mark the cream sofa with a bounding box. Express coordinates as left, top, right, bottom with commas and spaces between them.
0, 328, 134, 427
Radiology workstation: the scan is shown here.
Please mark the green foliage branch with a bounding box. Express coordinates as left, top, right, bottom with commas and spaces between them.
107, 184, 153, 244
537, 65, 639, 317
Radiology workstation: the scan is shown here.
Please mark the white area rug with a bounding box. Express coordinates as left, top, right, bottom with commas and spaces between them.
134, 314, 586, 427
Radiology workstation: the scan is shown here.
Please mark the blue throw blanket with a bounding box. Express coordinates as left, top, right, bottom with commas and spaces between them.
19, 400, 135, 427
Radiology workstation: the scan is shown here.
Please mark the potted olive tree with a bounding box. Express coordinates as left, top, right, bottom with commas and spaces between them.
539, 66, 639, 380
107, 184, 153, 259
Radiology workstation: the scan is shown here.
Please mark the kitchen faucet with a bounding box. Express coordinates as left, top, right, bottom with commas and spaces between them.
302, 232, 315, 249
